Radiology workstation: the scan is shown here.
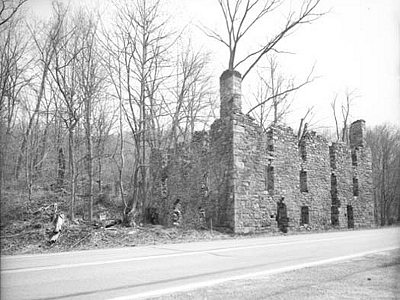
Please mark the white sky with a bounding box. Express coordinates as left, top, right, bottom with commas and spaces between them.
27, 0, 400, 131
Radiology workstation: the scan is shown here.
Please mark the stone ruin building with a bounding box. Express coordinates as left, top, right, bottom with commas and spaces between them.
149, 70, 375, 233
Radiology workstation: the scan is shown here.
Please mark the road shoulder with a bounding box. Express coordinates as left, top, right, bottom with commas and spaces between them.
152, 249, 400, 300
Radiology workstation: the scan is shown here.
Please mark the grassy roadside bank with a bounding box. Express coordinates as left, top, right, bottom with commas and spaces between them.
151, 249, 400, 300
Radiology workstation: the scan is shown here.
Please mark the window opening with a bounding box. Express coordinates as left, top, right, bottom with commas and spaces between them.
265, 165, 274, 191
331, 206, 339, 226
300, 170, 308, 192
353, 177, 359, 196
329, 146, 336, 169
351, 150, 358, 166
347, 205, 354, 228
301, 206, 309, 225
331, 173, 339, 206
300, 141, 307, 161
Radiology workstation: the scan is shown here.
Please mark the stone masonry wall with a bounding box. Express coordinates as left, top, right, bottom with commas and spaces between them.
232, 114, 271, 233
329, 142, 354, 227
207, 70, 241, 229
149, 132, 209, 228
208, 118, 235, 228
233, 123, 333, 233
149, 71, 374, 233
149, 70, 239, 229
349, 120, 374, 227
295, 130, 332, 229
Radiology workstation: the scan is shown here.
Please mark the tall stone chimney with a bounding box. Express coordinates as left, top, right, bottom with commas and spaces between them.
349, 119, 366, 149
220, 69, 242, 119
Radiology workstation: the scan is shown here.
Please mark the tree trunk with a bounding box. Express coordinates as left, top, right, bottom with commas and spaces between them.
15, 66, 49, 179
97, 155, 102, 193
57, 147, 66, 187
118, 96, 125, 219
35, 111, 51, 175
85, 97, 93, 221
68, 127, 76, 221
0, 126, 6, 202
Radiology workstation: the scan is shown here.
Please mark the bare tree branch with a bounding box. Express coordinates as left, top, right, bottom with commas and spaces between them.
247, 62, 317, 116
203, 0, 325, 79
0, 0, 28, 28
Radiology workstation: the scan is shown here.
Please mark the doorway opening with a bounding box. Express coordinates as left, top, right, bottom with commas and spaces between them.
347, 205, 354, 229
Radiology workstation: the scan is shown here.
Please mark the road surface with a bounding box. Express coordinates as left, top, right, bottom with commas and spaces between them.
1, 227, 399, 300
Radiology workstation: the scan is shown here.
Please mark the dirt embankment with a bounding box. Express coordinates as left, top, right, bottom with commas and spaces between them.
0, 189, 234, 255
1, 189, 398, 256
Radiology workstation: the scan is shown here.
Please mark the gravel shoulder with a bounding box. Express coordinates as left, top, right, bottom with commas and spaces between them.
152, 249, 400, 300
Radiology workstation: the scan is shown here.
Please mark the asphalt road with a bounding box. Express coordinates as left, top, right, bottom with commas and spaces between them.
1, 227, 399, 300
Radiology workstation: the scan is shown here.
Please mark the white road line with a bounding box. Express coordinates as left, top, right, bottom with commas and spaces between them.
1, 235, 356, 274
107, 247, 400, 300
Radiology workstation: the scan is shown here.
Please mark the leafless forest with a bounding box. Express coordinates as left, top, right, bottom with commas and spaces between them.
1, 0, 399, 242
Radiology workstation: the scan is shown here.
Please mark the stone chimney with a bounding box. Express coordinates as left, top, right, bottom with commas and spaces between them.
349, 119, 366, 149
220, 69, 242, 119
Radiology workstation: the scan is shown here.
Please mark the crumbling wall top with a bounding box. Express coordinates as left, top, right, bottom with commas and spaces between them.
350, 119, 366, 149
220, 69, 242, 81
220, 70, 242, 118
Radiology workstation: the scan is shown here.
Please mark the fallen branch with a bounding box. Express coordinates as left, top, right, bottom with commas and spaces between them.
1, 233, 25, 239
71, 233, 91, 248
1, 229, 42, 238
104, 219, 122, 228
33, 204, 53, 215
107, 236, 125, 246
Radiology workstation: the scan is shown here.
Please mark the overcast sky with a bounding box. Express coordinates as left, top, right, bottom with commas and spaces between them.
27, 0, 400, 131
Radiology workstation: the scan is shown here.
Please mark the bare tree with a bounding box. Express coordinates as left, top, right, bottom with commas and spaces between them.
367, 124, 400, 225
297, 106, 314, 141
202, 0, 324, 79
0, 4, 29, 198
92, 99, 116, 194
76, 9, 105, 221
163, 42, 213, 148
103, 0, 174, 225
49, 3, 86, 221
14, 12, 67, 180
247, 55, 316, 125
331, 88, 358, 143
0, 0, 28, 28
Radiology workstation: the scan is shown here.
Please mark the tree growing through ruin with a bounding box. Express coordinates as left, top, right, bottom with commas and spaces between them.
202, 0, 324, 79
297, 107, 314, 141
331, 88, 358, 144
248, 55, 316, 129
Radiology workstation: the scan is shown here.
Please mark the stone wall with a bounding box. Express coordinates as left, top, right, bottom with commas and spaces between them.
329, 142, 354, 227
208, 117, 235, 228
232, 114, 270, 233
149, 70, 374, 233
149, 132, 209, 227
233, 123, 333, 233
349, 120, 374, 227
